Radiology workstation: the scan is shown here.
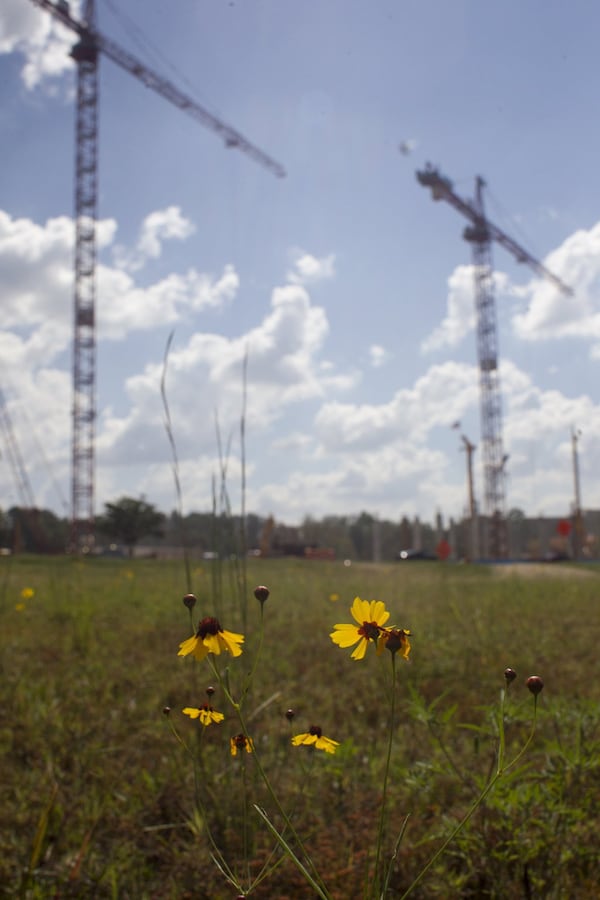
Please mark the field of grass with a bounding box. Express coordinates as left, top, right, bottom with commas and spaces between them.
1, 554, 599, 898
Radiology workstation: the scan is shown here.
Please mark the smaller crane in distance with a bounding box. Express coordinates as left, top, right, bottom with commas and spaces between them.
417, 163, 573, 559
27, 0, 286, 552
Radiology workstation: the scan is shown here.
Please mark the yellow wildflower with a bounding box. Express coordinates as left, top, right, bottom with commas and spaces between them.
230, 733, 253, 756
178, 616, 244, 662
292, 725, 339, 754
182, 704, 225, 726
330, 596, 391, 660
378, 627, 411, 660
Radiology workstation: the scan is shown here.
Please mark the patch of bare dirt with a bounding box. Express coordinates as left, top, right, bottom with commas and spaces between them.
493, 563, 595, 578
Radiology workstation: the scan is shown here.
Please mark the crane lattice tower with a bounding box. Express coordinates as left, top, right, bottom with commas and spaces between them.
417, 164, 572, 559
29, 0, 285, 551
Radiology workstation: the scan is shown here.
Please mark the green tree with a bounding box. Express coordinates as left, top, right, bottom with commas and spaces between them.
97, 497, 165, 557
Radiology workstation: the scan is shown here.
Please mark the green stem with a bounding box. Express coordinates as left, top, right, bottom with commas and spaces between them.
399, 698, 539, 899
372, 653, 396, 897
241, 755, 249, 887
497, 686, 507, 774
234, 705, 332, 900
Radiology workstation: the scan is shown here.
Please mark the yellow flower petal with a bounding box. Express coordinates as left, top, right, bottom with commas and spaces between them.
199, 708, 224, 726
203, 633, 223, 655
350, 637, 369, 660
182, 707, 201, 719
350, 596, 371, 624
292, 731, 339, 753
178, 636, 197, 656
330, 624, 361, 648
369, 600, 390, 626
315, 736, 339, 753
219, 629, 244, 657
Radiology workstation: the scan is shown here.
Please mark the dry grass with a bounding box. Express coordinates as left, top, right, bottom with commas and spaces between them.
1, 554, 599, 898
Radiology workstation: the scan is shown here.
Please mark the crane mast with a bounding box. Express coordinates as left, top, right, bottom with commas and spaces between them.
417, 164, 572, 559
27, 0, 286, 551
71, 1, 98, 551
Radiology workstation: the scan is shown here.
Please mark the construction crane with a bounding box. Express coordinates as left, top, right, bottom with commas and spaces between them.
0, 386, 36, 511
27, 0, 286, 552
0, 386, 48, 552
417, 163, 573, 559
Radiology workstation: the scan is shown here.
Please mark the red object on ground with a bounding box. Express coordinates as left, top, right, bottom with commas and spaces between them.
557, 519, 571, 537
436, 539, 451, 561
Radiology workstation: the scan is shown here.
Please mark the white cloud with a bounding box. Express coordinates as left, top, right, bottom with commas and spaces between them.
287, 251, 335, 285
0, 0, 81, 90
94, 276, 356, 485
98, 263, 239, 340
113, 206, 196, 272
512, 222, 600, 351
4, 205, 600, 524
421, 265, 513, 353
369, 344, 391, 367
421, 265, 474, 352
315, 360, 479, 451
251, 442, 452, 523
421, 221, 600, 359
0, 208, 237, 345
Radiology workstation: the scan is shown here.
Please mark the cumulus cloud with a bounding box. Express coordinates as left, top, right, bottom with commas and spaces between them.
251, 442, 452, 523
512, 222, 600, 351
287, 251, 335, 285
0, 0, 81, 90
94, 276, 356, 480
369, 344, 391, 367
98, 263, 238, 340
315, 360, 479, 451
421, 266, 512, 353
113, 206, 196, 272
0, 207, 237, 344
422, 220, 600, 358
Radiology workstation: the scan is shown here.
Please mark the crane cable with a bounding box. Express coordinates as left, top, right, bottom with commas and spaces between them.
101, 0, 222, 120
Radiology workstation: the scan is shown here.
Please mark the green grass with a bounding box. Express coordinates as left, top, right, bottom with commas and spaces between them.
1, 555, 599, 898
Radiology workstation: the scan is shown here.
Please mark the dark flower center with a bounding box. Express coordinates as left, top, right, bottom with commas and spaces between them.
384, 628, 407, 655
309, 725, 323, 738
232, 733, 247, 748
196, 616, 222, 638
358, 621, 381, 642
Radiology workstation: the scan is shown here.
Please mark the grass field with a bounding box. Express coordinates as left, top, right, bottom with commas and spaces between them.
1, 554, 599, 898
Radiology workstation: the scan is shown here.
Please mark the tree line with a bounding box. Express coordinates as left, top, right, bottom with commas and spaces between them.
1, 496, 597, 560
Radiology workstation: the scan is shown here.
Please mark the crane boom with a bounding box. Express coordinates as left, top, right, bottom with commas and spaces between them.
416, 165, 571, 294
28, 0, 286, 177
25, 0, 285, 551
417, 163, 571, 558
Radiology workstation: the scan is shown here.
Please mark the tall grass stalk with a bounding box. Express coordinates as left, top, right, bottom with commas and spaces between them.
161, 330, 191, 592
371, 652, 397, 898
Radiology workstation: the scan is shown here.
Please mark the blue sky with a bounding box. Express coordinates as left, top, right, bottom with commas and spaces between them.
1, 0, 599, 526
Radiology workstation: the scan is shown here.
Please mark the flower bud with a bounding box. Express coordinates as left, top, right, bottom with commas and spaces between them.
254, 585, 270, 605
162, 706, 171, 716
206, 685, 215, 697
182, 593, 197, 610
285, 708, 295, 722
504, 667, 517, 685
526, 675, 544, 696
